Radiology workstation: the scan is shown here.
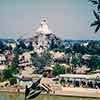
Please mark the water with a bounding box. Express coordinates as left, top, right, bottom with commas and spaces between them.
0, 92, 99, 100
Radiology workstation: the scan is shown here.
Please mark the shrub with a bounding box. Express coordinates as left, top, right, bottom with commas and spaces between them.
53, 64, 65, 76
9, 77, 17, 85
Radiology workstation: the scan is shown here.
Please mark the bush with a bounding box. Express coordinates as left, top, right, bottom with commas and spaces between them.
3, 69, 12, 80
9, 77, 17, 85
53, 64, 65, 76
0, 76, 5, 82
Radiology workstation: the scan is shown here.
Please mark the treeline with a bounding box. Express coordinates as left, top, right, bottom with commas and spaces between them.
50, 40, 100, 55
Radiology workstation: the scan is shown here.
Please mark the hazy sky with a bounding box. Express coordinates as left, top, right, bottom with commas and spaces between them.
0, 0, 100, 40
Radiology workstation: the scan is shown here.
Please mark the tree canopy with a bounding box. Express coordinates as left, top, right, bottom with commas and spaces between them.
89, 0, 100, 33
53, 64, 65, 76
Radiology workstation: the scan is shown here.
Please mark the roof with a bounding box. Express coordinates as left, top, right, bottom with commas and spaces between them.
0, 65, 6, 70
59, 74, 100, 80
19, 76, 32, 81
82, 54, 91, 60
44, 67, 53, 71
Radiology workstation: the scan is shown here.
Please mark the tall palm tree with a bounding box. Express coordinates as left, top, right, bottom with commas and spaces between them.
90, 10, 100, 33
89, 0, 100, 11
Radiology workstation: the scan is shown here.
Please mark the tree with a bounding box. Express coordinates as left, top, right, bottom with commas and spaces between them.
0, 40, 5, 53
3, 65, 18, 80
3, 68, 12, 80
31, 52, 51, 73
89, 0, 100, 33
8, 45, 13, 51
12, 53, 19, 68
87, 41, 100, 55
90, 10, 100, 33
9, 77, 17, 85
71, 54, 81, 67
53, 64, 65, 76
3, 65, 15, 79
89, 0, 100, 11
73, 43, 81, 53
19, 40, 26, 49
89, 55, 100, 70
27, 42, 33, 51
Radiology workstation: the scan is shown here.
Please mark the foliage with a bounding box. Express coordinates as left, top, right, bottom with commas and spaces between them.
0, 76, 5, 82
0, 40, 7, 53
19, 40, 26, 49
53, 64, 65, 76
89, 55, 100, 70
89, 0, 100, 11
8, 64, 18, 74
90, 10, 100, 33
9, 77, 17, 85
12, 53, 19, 68
87, 41, 100, 55
89, 0, 100, 33
27, 42, 33, 50
31, 52, 51, 72
66, 68, 72, 73
73, 43, 87, 54
71, 54, 81, 67
3, 68, 13, 80
3, 65, 18, 80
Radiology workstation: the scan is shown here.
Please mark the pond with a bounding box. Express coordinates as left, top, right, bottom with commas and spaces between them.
0, 92, 99, 100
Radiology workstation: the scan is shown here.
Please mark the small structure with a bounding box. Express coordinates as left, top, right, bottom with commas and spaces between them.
0, 54, 6, 71
75, 65, 90, 74
15, 68, 33, 88
59, 74, 100, 80
18, 55, 30, 69
44, 66, 53, 78
0, 54, 6, 65
50, 51, 65, 62
82, 54, 91, 60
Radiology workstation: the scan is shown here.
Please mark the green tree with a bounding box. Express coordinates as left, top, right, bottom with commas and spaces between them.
3, 68, 12, 80
53, 64, 65, 76
89, 55, 100, 70
71, 54, 81, 67
31, 52, 51, 73
89, 0, 100, 33
90, 10, 100, 33
0, 76, 5, 82
89, 0, 100, 11
12, 53, 19, 68
3, 65, 18, 80
9, 77, 17, 85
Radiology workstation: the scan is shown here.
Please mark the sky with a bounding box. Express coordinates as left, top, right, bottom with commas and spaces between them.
0, 0, 100, 40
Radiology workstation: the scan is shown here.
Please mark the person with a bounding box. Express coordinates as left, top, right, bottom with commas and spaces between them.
60, 77, 66, 87
16, 85, 20, 95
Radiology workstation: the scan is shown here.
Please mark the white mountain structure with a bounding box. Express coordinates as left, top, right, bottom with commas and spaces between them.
25, 17, 64, 55
33, 17, 53, 54
35, 17, 52, 34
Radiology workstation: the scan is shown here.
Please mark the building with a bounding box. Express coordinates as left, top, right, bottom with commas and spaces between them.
0, 54, 6, 65
0, 54, 6, 71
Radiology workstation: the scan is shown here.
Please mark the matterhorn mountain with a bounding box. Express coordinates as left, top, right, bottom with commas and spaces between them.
26, 17, 64, 54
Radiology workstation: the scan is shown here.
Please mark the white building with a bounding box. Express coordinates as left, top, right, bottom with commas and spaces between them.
0, 54, 6, 70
